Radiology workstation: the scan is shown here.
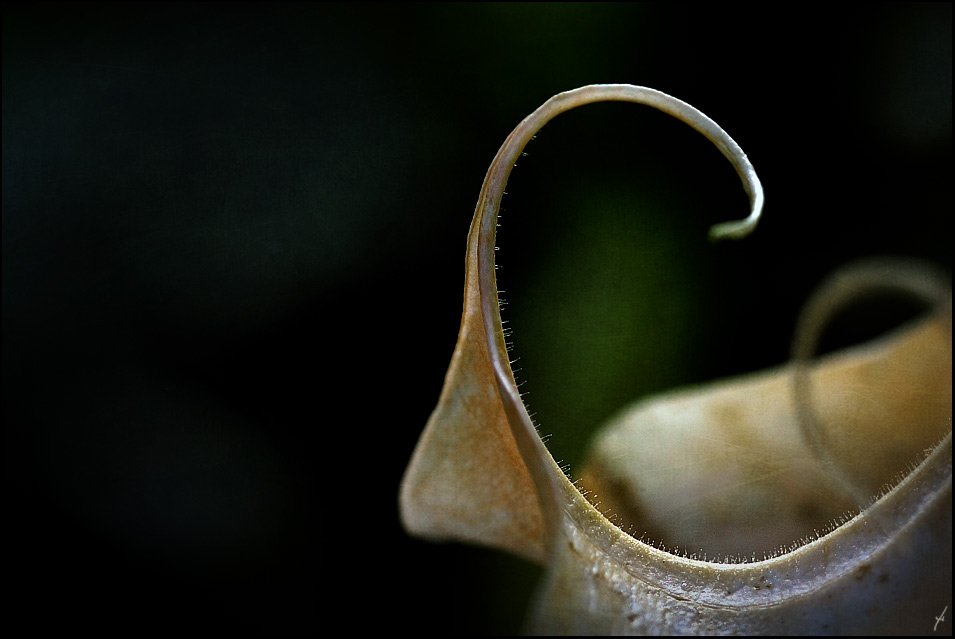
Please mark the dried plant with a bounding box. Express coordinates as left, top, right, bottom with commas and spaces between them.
400, 85, 951, 634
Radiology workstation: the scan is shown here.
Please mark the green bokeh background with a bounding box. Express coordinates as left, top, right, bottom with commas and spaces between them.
4, 3, 950, 635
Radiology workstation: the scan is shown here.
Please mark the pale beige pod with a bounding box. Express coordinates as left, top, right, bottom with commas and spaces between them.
580, 259, 952, 563
398, 85, 952, 634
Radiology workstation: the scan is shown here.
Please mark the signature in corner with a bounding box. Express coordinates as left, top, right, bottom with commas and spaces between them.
935, 605, 948, 632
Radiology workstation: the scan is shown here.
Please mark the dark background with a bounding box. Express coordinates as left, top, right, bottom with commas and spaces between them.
3, 3, 951, 635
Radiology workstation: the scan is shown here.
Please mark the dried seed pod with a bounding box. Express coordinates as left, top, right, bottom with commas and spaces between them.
399, 85, 952, 634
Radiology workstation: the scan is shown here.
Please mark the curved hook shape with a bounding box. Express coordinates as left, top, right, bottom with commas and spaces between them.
401, 84, 763, 562
791, 257, 953, 506
474, 85, 765, 542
